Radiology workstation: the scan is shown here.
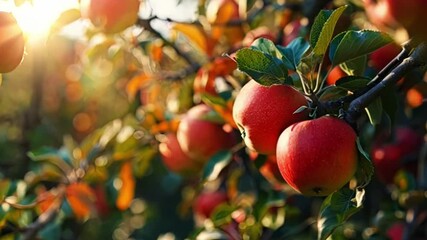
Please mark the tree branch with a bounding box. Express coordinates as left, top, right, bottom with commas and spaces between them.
20, 189, 65, 240
136, 17, 201, 70
322, 42, 413, 111
344, 42, 427, 129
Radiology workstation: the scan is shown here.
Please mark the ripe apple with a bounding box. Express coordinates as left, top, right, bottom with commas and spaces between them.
193, 190, 228, 218
369, 43, 401, 71
80, 0, 140, 34
177, 104, 236, 162
364, 0, 427, 42
232, 80, 309, 155
94, 185, 110, 217
0, 12, 25, 73
282, 19, 303, 47
159, 133, 202, 175
395, 127, 424, 155
363, 0, 400, 31
386, 222, 405, 240
276, 116, 358, 196
371, 144, 402, 184
386, 0, 427, 42
326, 66, 347, 86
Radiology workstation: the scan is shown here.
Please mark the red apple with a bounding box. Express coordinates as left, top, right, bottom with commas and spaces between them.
177, 104, 236, 162
282, 19, 303, 47
94, 185, 110, 217
326, 66, 347, 86
80, 0, 140, 34
370, 43, 401, 71
386, 222, 405, 240
232, 80, 309, 155
0, 12, 25, 73
372, 144, 402, 184
159, 133, 202, 175
193, 190, 228, 218
387, 0, 427, 42
395, 127, 424, 155
364, 0, 427, 42
276, 116, 358, 196
363, 0, 400, 31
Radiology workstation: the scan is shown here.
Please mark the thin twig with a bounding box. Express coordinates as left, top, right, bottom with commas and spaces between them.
136, 17, 200, 68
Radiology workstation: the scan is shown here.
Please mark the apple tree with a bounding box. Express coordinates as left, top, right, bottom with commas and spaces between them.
0, 0, 426, 239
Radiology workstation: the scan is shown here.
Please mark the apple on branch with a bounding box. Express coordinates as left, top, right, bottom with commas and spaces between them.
232, 80, 309, 155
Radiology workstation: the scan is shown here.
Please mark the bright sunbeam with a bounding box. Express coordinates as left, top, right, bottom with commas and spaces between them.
10, 0, 78, 40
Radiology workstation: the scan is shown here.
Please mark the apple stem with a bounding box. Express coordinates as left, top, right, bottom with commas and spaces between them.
344, 42, 427, 129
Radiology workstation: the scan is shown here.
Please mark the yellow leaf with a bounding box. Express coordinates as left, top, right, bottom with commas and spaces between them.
172, 23, 214, 55
126, 73, 152, 100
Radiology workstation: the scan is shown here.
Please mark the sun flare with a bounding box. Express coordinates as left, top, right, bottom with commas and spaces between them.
10, 0, 78, 39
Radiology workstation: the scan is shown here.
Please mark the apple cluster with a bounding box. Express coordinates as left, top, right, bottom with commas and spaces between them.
233, 80, 359, 196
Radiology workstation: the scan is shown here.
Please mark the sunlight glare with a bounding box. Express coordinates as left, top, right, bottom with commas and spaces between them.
11, 0, 79, 40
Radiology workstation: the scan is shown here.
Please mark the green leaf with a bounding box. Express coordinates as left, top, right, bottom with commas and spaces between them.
132, 147, 157, 177
250, 38, 282, 59
329, 30, 393, 66
355, 138, 374, 188
310, 5, 348, 56
201, 93, 227, 107
317, 188, 365, 240
202, 151, 232, 181
278, 37, 310, 70
211, 204, 235, 226
319, 86, 349, 101
335, 76, 370, 92
28, 148, 73, 173
0, 180, 11, 200
39, 220, 61, 240
339, 55, 367, 76
365, 97, 382, 125
236, 48, 289, 86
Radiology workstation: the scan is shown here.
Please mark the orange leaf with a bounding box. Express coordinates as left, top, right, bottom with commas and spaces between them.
172, 23, 214, 56
211, 56, 237, 76
66, 182, 96, 219
149, 40, 164, 63
126, 73, 151, 100
116, 162, 135, 211
207, 0, 239, 24
193, 68, 217, 97
36, 189, 58, 214
211, 103, 237, 129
